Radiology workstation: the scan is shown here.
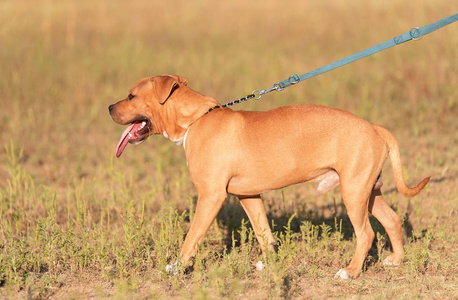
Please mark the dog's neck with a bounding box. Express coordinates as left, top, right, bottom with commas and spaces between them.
160, 88, 219, 147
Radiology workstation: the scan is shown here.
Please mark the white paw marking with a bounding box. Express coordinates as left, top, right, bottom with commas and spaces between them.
166, 261, 178, 274
256, 260, 265, 271
383, 258, 400, 266
334, 269, 350, 279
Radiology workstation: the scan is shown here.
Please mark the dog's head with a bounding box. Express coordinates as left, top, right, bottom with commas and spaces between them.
109, 75, 218, 157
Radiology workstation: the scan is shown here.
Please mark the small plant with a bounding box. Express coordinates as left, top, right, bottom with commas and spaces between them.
151, 202, 187, 274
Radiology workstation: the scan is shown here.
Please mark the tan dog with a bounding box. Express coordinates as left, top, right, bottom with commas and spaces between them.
108, 75, 430, 279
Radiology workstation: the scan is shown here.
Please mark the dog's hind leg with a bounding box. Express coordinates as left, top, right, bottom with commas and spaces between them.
239, 195, 276, 254
368, 189, 404, 265
335, 171, 377, 279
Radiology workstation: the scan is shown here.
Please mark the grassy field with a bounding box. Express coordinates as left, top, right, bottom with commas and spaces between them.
1, 0, 457, 298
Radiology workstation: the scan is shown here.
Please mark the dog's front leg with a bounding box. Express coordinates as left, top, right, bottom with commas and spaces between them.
179, 189, 227, 264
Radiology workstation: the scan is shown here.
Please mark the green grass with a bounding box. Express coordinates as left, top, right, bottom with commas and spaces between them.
1, 0, 458, 298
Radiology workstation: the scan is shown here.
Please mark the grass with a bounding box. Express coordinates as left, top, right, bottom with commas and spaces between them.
1, 0, 457, 298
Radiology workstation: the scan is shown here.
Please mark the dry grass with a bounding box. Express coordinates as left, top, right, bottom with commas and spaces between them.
1, 0, 457, 298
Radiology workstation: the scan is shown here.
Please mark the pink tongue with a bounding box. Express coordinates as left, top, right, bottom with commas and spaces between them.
115, 122, 143, 158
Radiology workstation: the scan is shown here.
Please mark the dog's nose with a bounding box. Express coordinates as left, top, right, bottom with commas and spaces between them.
108, 104, 114, 113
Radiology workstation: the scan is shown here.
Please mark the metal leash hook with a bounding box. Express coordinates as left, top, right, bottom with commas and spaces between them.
252, 81, 285, 100
252, 73, 299, 99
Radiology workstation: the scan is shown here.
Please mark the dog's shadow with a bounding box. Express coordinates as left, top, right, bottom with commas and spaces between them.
181, 173, 456, 271
210, 193, 415, 265
212, 173, 455, 254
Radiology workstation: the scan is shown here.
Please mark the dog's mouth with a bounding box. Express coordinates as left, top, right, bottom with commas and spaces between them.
115, 119, 152, 158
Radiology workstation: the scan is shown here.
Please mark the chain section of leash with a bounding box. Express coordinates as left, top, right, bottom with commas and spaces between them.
221, 74, 302, 109
221, 93, 256, 108
211, 81, 285, 112
207, 82, 285, 113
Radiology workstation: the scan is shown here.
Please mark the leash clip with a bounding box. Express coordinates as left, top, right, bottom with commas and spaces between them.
253, 82, 284, 99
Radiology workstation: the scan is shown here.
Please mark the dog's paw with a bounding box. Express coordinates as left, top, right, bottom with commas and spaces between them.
383, 257, 401, 266
334, 269, 350, 280
166, 261, 178, 275
255, 260, 265, 271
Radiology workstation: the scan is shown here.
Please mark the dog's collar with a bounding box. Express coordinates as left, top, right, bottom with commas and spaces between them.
182, 125, 192, 150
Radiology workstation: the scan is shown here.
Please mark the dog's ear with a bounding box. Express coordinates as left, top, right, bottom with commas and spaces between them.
154, 75, 188, 104
168, 75, 189, 86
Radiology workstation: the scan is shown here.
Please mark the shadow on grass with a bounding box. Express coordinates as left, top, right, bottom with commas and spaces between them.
214, 192, 406, 263
182, 181, 438, 273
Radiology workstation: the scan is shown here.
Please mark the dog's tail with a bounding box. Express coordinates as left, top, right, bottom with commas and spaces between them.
373, 124, 430, 198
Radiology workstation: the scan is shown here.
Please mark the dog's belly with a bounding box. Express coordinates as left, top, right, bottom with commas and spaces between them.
226, 164, 335, 196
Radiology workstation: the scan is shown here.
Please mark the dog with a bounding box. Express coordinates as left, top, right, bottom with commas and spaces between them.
108, 75, 430, 279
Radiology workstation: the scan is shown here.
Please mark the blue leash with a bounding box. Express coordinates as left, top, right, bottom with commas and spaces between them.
218, 13, 458, 109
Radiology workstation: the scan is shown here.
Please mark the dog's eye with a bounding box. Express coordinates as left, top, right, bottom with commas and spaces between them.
128, 94, 135, 100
